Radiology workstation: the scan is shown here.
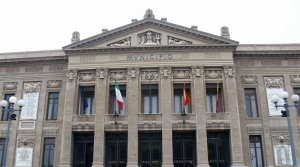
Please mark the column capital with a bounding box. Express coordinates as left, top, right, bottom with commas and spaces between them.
223, 65, 236, 79
127, 66, 140, 81
66, 69, 78, 83
191, 65, 204, 79
96, 67, 108, 82
159, 66, 172, 80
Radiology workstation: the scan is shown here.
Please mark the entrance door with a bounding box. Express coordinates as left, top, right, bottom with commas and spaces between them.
105, 133, 127, 167
207, 132, 230, 167
73, 133, 94, 167
139, 133, 162, 167
173, 132, 196, 167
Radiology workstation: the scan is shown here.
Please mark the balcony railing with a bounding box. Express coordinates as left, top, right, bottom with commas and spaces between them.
105, 114, 128, 123
172, 113, 196, 122
138, 114, 162, 122
206, 112, 229, 120
72, 115, 95, 122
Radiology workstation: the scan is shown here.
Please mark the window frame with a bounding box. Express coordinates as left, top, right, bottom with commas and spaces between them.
244, 88, 259, 118
249, 135, 264, 167
78, 86, 95, 115
42, 138, 56, 167
173, 83, 191, 114
0, 138, 5, 166
205, 83, 224, 113
141, 84, 159, 114
46, 92, 60, 120
109, 84, 126, 114
1, 93, 15, 121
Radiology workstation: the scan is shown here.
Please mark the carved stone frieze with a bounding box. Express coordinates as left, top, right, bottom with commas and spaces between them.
223, 65, 236, 78
3, 82, 18, 90
47, 80, 62, 88
272, 134, 290, 146
127, 67, 140, 81
241, 76, 257, 84
138, 31, 161, 46
290, 75, 300, 84
191, 66, 203, 79
141, 71, 159, 81
264, 77, 283, 88
66, 69, 78, 83
24, 82, 41, 93
108, 37, 131, 47
159, 66, 171, 80
96, 68, 108, 82
79, 72, 96, 82
109, 71, 127, 81
17, 138, 35, 147
168, 36, 192, 45
173, 70, 190, 79
205, 70, 222, 79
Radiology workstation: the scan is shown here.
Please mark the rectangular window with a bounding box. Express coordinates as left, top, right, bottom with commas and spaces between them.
245, 88, 258, 118
293, 88, 300, 116
206, 83, 224, 113
0, 139, 5, 166
2, 94, 15, 121
249, 136, 264, 167
142, 84, 158, 114
174, 84, 190, 114
43, 138, 55, 167
79, 87, 95, 115
47, 92, 59, 120
110, 85, 126, 114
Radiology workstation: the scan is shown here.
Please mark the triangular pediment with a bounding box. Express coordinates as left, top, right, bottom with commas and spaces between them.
63, 18, 239, 50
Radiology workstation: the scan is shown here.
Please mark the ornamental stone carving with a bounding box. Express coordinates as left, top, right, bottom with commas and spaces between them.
241, 76, 257, 84
108, 38, 131, 47
264, 77, 283, 88
127, 67, 139, 81
17, 138, 35, 147
173, 70, 190, 79
24, 82, 41, 93
159, 66, 171, 80
290, 75, 300, 84
96, 68, 108, 82
3, 82, 18, 90
168, 36, 191, 45
191, 66, 203, 79
223, 65, 235, 78
205, 70, 222, 79
66, 69, 78, 83
272, 134, 290, 146
109, 71, 127, 81
79, 72, 95, 82
144, 9, 155, 19
47, 80, 62, 88
141, 71, 159, 80
138, 31, 161, 46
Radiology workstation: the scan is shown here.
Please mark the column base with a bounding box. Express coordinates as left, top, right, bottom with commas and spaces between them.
231, 166, 246, 167
126, 162, 138, 167
197, 163, 210, 167
58, 164, 72, 167
92, 163, 104, 167
162, 162, 174, 167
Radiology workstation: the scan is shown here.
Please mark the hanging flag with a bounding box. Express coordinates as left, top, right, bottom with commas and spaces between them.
183, 81, 191, 107
216, 82, 219, 113
81, 86, 89, 113
115, 79, 124, 111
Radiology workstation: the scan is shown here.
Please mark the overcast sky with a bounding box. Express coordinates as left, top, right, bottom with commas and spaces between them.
0, 0, 299, 53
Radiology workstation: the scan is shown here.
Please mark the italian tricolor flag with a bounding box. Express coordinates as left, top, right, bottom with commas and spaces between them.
115, 80, 124, 111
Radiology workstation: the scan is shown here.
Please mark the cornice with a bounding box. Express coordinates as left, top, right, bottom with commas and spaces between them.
0, 56, 68, 65
64, 44, 238, 55
63, 18, 238, 50
234, 50, 300, 58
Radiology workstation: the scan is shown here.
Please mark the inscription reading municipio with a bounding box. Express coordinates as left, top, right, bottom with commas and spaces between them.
127, 54, 172, 60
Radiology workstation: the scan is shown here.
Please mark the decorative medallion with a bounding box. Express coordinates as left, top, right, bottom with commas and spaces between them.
3, 82, 18, 90
168, 36, 192, 45
173, 70, 190, 79
159, 66, 171, 80
127, 66, 140, 81
109, 71, 127, 81
191, 66, 203, 79
96, 68, 108, 82
272, 134, 290, 146
66, 69, 78, 83
290, 75, 300, 84
205, 70, 222, 79
138, 31, 161, 46
223, 65, 235, 78
264, 77, 283, 88
79, 72, 96, 82
24, 82, 41, 93
141, 71, 159, 81
17, 138, 35, 147
241, 76, 257, 84
108, 37, 131, 47
47, 80, 62, 88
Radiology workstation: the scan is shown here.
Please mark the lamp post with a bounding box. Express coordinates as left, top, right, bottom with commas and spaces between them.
271, 91, 299, 167
0, 96, 25, 167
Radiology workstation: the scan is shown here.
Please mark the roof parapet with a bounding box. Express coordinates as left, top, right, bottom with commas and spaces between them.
191, 25, 198, 30
102, 28, 108, 33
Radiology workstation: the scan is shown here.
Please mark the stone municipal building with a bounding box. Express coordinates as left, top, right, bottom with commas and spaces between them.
1, 9, 300, 167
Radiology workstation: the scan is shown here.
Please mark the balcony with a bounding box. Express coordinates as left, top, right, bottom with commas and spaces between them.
104, 114, 128, 124
72, 115, 95, 131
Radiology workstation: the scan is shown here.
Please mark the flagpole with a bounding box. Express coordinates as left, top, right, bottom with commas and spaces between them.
115, 72, 118, 116
149, 72, 152, 114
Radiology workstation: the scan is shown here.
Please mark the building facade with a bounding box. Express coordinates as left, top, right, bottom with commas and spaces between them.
0, 9, 300, 167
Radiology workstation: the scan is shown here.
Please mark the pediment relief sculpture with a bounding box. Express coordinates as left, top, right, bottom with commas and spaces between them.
3, 82, 18, 90
290, 75, 300, 84
66, 69, 78, 83
159, 66, 171, 80
17, 138, 35, 147
223, 65, 235, 78
141, 71, 159, 80
138, 31, 161, 46
168, 36, 192, 45
108, 37, 131, 47
191, 66, 203, 79
173, 70, 190, 79
241, 76, 257, 84
110, 71, 127, 81
264, 77, 283, 88
127, 66, 140, 81
205, 70, 222, 79
24, 82, 41, 94
47, 80, 62, 88
272, 134, 290, 146
96, 68, 108, 82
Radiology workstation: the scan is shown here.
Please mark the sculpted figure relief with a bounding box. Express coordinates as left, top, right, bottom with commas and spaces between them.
160, 66, 171, 80
109, 38, 131, 47
66, 69, 78, 82
128, 67, 139, 81
168, 36, 191, 45
223, 66, 235, 78
139, 31, 160, 46
96, 68, 108, 81
192, 66, 203, 79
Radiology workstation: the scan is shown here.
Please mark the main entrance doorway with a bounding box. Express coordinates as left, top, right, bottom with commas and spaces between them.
105, 133, 128, 167
207, 132, 230, 167
173, 132, 196, 167
73, 133, 94, 167
138, 133, 162, 167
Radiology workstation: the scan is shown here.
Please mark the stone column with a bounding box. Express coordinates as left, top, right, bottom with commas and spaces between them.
92, 68, 108, 167
223, 65, 246, 167
126, 66, 139, 167
160, 66, 174, 167
192, 66, 209, 167
59, 69, 78, 167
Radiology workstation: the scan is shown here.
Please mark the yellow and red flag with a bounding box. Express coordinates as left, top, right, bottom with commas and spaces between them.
216, 82, 219, 113
183, 81, 191, 107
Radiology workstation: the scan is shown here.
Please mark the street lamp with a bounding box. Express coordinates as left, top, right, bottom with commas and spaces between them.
271, 91, 299, 167
0, 96, 25, 167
